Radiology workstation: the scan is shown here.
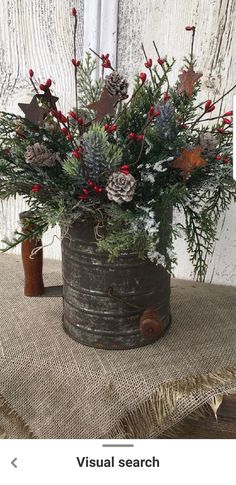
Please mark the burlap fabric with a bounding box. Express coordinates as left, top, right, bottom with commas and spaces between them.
0, 254, 236, 439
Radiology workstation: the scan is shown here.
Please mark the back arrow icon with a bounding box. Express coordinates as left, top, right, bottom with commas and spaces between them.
11, 458, 17, 468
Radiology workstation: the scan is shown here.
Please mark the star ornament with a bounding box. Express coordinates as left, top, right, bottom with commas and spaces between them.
178, 66, 202, 98
18, 95, 48, 126
86, 87, 120, 121
36, 88, 59, 111
171, 146, 207, 179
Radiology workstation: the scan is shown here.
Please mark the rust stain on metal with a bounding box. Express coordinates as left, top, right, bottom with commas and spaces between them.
62, 219, 171, 350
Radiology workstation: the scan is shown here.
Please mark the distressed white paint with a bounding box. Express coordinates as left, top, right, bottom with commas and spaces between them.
0, 0, 236, 285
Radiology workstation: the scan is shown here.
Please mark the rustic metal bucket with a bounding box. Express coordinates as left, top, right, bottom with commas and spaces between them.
61, 219, 171, 349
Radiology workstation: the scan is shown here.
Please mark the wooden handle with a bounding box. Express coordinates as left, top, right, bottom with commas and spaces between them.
20, 212, 44, 297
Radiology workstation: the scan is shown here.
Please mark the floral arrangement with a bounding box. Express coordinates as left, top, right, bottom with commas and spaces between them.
0, 7, 235, 281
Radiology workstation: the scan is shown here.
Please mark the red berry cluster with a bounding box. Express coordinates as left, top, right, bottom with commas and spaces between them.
72, 146, 83, 159
139, 72, 147, 83
204, 99, 215, 113
104, 123, 117, 133
39, 79, 52, 91
72, 58, 80, 67
215, 154, 232, 164
101, 54, 111, 69
78, 180, 105, 200
119, 164, 130, 175
31, 184, 42, 193
144, 59, 152, 69
51, 110, 67, 124
149, 106, 161, 117
163, 92, 171, 102
128, 132, 144, 141
69, 111, 84, 125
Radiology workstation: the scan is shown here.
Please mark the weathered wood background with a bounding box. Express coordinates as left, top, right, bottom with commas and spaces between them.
0, 0, 236, 284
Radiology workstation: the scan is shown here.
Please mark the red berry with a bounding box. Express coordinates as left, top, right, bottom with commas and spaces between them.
72, 58, 80, 67
31, 184, 41, 193
180, 124, 188, 129
218, 128, 225, 134
149, 106, 155, 116
157, 58, 165, 66
39, 83, 46, 91
98, 187, 103, 193
77, 117, 84, 125
45, 78, 52, 88
204, 100, 215, 113
101, 53, 109, 60
154, 110, 161, 117
128, 132, 136, 140
223, 118, 231, 125
215, 155, 222, 160
29, 69, 34, 78
104, 123, 109, 131
223, 157, 231, 164
72, 149, 81, 159
72, 7, 77, 16
136, 134, 144, 141
66, 134, 73, 141
185, 26, 194, 31
163, 92, 170, 102
69, 111, 77, 119
144, 59, 152, 68
87, 180, 94, 187
93, 185, 99, 192
102, 59, 111, 68
82, 188, 89, 195
61, 127, 68, 135
139, 72, 147, 83
223, 110, 233, 117
111, 124, 117, 131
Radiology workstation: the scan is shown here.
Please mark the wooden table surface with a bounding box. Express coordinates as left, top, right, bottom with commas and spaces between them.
161, 395, 236, 438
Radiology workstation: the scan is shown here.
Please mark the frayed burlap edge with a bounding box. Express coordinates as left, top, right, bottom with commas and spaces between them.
0, 393, 37, 439
108, 366, 236, 439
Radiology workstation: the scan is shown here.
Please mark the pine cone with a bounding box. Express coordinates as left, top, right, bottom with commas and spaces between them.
105, 71, 129, 99
106, 172, 136, 204
83, 132, 106, 179
154, 101, 177, 142
25, 143, 60, 167
199, 133, 218, 157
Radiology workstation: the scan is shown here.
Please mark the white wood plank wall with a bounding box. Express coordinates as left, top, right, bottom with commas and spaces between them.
0, 0, 236, 285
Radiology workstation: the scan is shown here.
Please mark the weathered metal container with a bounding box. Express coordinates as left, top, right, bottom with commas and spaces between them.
62, 219, 171, 349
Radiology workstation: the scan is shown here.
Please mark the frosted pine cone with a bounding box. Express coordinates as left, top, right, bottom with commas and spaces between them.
199, 133, 218, 156
106, 172, 136, 204
105, 71, 129, 99
25, 143, 61, 167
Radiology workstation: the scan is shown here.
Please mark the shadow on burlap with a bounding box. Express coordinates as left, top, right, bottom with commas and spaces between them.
0, 254, 236, 439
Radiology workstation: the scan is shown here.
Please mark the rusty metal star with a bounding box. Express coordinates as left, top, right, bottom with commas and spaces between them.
18, 95, 48, 126
87, 87, 120, 121
36, 88, 59, 111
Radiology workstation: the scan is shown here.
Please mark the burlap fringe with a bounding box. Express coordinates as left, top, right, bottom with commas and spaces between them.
108, 366, 236, 439
0, 394, 37, 439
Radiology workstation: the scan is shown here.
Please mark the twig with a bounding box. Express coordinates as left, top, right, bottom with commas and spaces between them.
29, 78, 39, 95
73, 12, 78, 114
141, 43, 155, 86
153, 41, 170, 91
190, 27, 196, 65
